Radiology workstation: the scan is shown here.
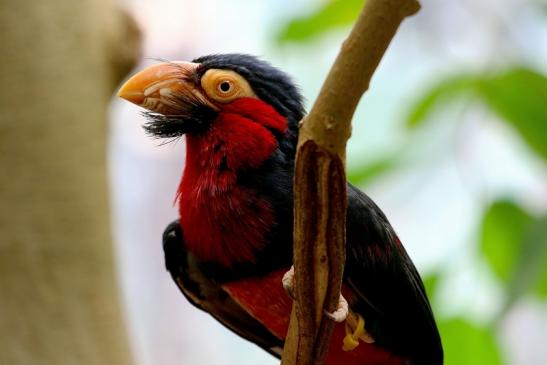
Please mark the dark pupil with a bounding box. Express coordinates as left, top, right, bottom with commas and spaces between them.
220, 81, 231, 92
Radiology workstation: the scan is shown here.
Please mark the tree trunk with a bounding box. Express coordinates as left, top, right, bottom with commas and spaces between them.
0, 1, 139, 364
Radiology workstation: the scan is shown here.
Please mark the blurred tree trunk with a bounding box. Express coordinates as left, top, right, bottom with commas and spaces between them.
0, 1, 140, 364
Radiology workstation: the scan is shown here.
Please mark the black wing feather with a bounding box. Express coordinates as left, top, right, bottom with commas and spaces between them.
345, 184, 443, 365
163, 221, 284, 359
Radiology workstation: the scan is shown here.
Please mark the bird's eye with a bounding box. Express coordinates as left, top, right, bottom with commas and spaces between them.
201, 69, 256, 103
218, 81, 232, 93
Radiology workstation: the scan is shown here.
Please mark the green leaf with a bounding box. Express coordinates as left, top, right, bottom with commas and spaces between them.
439, 318, 502, 365
347, 155, 397, 186
480, 200, 534, 284
534, 220, 547, 297
481, 201, 547, 302
535, 261, 547, 297
514, 217, 547, 299
405, 68, 547, 161
423, 273, 439, 298
276, 0, 364, 43
422, 273, 440, 309
406, 75, 477, 128
476, 68, 547, 160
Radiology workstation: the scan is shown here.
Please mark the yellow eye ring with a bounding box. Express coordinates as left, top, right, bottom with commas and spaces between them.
201, 69, 256, 103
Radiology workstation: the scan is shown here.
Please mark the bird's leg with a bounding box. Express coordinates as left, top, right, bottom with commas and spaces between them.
282, 265, 348, 322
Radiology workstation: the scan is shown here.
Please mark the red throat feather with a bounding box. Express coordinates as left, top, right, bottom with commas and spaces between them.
177, 98, 287, 267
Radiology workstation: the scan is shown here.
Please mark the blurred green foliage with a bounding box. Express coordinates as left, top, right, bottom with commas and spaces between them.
277, 1, 547, 364
478, 69, 547, 160
481, 201, 547, 302
408, 69, 547, 160
347, 155, 397, 186
481, 201, 535, 285
409, 66, 547, 362
439, 318, 502, 365
276, 0, 363, 43
406, 75, 477, 128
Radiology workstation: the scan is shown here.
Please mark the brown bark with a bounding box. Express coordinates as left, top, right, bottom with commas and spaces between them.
280, 1, 421, 364
0, 1, 140, 364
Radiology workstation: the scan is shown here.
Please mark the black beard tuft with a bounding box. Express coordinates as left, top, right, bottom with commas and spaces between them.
142, 106, 215, 140
141, 85, 217, 142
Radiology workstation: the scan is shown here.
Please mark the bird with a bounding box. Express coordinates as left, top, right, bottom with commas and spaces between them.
117, 53, 443, 365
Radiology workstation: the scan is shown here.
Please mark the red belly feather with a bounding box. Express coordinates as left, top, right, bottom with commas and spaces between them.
223, 270, 404, 365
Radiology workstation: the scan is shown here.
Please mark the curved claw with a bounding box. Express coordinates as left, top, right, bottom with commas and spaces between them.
282, 265, 295, 299
324, 294, 349, 322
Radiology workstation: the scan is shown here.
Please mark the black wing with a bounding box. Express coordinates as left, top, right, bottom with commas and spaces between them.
162, 220, 284, 358
345, 184, 443, 365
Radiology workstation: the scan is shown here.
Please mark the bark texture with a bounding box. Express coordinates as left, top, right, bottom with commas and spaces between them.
0, 1, 140, 364
281, 1, 421, 364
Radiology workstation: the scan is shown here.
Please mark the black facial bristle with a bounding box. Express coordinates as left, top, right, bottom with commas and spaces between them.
141, 88, 217, 141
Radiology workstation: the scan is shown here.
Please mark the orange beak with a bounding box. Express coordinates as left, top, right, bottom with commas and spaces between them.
117, 62, 203, 114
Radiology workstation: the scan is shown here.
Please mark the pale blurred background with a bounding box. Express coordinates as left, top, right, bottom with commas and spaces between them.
2, 0, 546, 365
111, 0, 547, 364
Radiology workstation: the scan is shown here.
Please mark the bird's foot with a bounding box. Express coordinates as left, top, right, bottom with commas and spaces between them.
281, 265, 374, 350
282, 265, 295, 299
283, 266, 349, 323
324, 294, 349, 322
342, 312, 375, 351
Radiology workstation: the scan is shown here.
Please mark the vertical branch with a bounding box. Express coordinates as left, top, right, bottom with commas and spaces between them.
280, 1, 420, 364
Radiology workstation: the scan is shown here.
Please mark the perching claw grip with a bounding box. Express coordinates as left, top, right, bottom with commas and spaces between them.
342, 313, 365, 351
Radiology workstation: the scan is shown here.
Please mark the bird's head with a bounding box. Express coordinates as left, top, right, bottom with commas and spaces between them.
117, 54, 305, 147
118, 55, 304, 267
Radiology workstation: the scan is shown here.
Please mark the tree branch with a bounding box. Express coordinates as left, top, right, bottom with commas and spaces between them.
281, 1, 420, 364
